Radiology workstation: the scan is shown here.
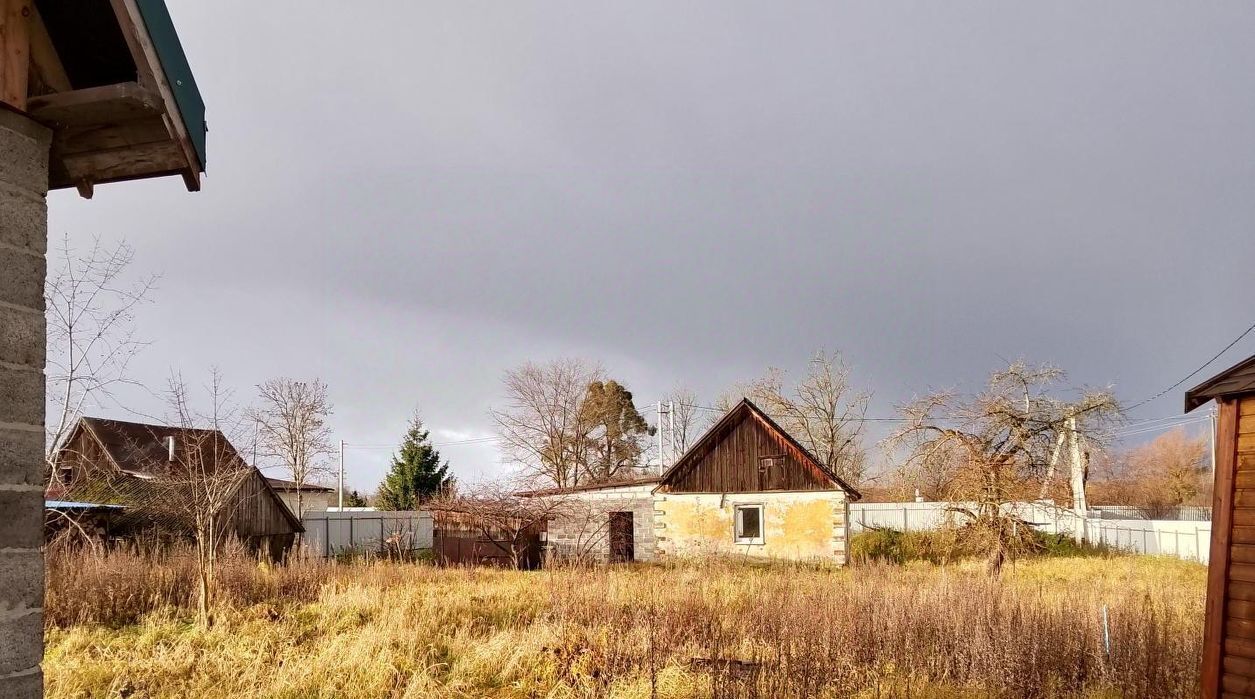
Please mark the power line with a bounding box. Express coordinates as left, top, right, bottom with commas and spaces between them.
1127, 319, 1255, 411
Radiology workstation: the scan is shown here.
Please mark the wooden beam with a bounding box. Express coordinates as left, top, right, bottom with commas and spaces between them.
56, 140, 185, 186
0, 0, 31, 110
1205, 397, 1242, 699
26, 3, 69, 95
28, 82, 163, 127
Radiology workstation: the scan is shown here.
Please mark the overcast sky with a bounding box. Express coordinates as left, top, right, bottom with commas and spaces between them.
47, 1, 1255, 492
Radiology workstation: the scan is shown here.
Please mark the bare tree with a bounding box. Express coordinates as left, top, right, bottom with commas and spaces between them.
45, 234, 157, 481
429, 480, 569, 569
745, 350, 872, 485
251, 378, 335, 518
149, 369, 255, 626
491, 359, 602, 488
1088, 428, 1209, 517
884, 361, 1121, 576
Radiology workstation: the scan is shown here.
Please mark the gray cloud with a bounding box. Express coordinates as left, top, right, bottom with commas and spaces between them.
48, 1, 1255, 490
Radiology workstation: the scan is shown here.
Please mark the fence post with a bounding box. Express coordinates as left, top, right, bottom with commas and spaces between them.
1174, 530, 1181, 559
349, 516, 355, 551
324, 516, 331, 558
903, 507, 909, 532
380, 517, 385, 555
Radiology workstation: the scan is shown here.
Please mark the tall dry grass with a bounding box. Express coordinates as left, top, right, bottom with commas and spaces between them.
45, 549, 1203, 698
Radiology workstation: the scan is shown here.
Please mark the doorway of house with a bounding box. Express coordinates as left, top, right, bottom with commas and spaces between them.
608, 511, 635, 563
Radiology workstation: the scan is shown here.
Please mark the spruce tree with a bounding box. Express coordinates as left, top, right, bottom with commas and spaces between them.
376, 415, 451, 510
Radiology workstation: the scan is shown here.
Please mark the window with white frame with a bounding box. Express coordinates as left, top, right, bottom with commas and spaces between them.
734, 504, 764, 545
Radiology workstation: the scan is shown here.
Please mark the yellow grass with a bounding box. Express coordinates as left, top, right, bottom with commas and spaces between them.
45, 552, 1204, 698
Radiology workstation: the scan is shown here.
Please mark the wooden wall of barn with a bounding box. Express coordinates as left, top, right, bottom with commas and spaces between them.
228, 470, 301, 538
1206, 396, 1255, 697
663, 411, 834, 493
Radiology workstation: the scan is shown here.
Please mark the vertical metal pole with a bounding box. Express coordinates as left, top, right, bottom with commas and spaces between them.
657, 401, 664, 473
667, 401, 676, 465
1211, 407, 1219, 481
338, 439, 345, 510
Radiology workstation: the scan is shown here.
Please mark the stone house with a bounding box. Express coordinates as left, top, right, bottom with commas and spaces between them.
531, 399, 861, 564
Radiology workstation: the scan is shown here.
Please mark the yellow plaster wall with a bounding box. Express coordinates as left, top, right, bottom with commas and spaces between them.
655, 491, 847, 563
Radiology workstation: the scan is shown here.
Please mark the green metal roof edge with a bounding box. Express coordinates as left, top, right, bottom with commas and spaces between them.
134, 0, 206, 170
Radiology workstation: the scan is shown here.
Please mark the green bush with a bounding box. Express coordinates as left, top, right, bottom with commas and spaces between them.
850, 526, 1122, 566
849, 528, 956, 565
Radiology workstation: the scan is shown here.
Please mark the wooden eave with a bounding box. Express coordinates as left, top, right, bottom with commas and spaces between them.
654, 398, 863, 499
6, 0, 205, 195
1185, 354, 1255, 413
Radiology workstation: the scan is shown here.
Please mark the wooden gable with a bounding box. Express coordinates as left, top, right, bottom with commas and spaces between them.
655, 399, 860, 497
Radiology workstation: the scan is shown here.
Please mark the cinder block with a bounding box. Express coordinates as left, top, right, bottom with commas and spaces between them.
0, 612, 41, 676
0, 367, 42, 426
0, 306, 43, 368
0, 670, 41, 699
0, 247, 44, 312
0, 111, 50, 193
0, 552, 41, 613
0, 492, 42, 549
0, 428, 43, 487
0, 185, 47, 256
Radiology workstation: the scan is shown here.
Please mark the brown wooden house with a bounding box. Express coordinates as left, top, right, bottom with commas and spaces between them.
51, 417, 303, 559
1187, 355, 1255, 697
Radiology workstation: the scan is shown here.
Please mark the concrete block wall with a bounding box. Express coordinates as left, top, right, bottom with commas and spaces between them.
0, 108, 51, 698
544, 486, 657, 562
655, 490, 849, 564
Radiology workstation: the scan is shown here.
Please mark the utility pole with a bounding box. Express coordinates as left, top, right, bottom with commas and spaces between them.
1067, 416, 1088, 544
668, 400, 676, 466
338, 439, 345, 510
657, 401, 665, 473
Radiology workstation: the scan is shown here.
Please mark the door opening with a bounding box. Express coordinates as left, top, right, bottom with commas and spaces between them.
608, 511, 635, 563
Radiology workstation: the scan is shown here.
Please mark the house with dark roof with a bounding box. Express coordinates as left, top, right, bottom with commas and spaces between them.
50, 417, 303, 559
533, 399, 860, 564
265, 477, 337, 515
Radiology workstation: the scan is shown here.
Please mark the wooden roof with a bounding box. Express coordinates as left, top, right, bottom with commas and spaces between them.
1185, 354, 1255, 412
56, 417, 303, 534
5, 0, 206, 194
655, 399, 862, 499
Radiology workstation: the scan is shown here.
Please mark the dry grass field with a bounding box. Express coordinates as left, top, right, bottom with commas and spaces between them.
44, 549, 1204, 699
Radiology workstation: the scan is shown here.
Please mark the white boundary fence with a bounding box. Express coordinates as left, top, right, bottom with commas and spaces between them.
301, 510, 433, 558
849, 502, 1211, 564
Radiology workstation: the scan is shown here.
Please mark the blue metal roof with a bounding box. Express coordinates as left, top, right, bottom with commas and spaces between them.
45, 500, 127, 511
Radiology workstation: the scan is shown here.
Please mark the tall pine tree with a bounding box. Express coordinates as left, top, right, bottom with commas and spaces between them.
376, 415, 452, 510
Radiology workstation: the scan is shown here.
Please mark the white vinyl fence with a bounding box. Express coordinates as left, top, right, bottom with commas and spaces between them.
849, 501, 1212, 564
301, 510, 433, 558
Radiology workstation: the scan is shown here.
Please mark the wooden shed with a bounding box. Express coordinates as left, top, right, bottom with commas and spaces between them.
1186, 354, 1255, 697
51, 417, 303, 559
